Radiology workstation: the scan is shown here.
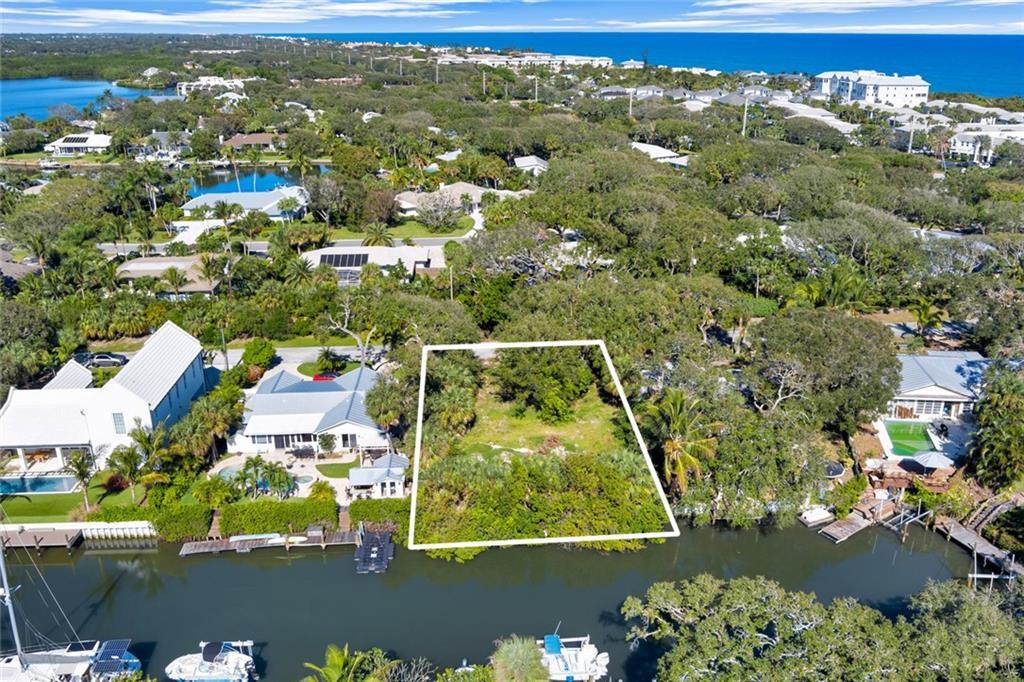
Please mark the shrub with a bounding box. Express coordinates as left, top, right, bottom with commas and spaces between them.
219, 497, 338, 536
103, 472, 130, 493
241, 337, 276, 370
825, 474, 867, 519
87, 504, 212, 541
983, 507, 1024, 553
348, 498, 410, 546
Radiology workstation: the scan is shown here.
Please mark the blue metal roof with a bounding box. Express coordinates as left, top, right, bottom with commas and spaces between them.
544, 635, 562, 655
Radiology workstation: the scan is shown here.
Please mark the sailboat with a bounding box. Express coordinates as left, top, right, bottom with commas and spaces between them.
0, 545, 142, 681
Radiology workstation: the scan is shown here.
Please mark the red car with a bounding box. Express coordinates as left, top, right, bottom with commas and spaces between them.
312, 372, 338, 382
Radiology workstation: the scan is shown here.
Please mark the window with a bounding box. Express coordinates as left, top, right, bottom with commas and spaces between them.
112, 413, 126, 434
340, 434, 357, 448
916, 400, 943, 416
253, 435, 271, 445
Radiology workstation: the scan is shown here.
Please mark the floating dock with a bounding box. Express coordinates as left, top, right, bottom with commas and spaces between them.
819, 498, 896, 544
355, 531, 394, 574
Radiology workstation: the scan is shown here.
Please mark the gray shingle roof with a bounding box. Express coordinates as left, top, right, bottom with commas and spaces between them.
897, 351, 988, 398
109, 321, 203, 408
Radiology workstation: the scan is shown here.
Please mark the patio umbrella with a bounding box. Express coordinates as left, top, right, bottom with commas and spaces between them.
912, 450, 954, 472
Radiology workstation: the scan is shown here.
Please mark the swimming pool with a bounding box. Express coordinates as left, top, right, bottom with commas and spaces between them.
884, 420, 934, 456
0, 475, 79, 494
218, 465, 242, 480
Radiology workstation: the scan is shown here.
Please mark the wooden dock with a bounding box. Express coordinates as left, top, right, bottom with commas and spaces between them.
180, 530, 358, 557
819, 498, 897, 544
935, 518, 1023, 579
1, 527, 83, 554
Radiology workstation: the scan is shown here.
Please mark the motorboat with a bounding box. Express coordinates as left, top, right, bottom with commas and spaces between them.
536, 634, 609, 681
38, 158, 69, 170
165, 640, 258, 681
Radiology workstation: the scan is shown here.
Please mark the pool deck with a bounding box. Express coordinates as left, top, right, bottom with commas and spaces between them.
210, 451, 358, 503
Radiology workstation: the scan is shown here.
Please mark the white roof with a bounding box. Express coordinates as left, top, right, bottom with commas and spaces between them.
898, 351, 989, 399
514, 155, 549, 171
0, 388, 94, 446
44, 360, 93, 390
109, 321, 203, 408
302, 245, 446, 274
630, 141, 678, 161
437, 149, 463, 162
181, 187, 307, 213
244, 367, 382, 436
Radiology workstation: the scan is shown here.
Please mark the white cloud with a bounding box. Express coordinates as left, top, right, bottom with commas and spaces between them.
596, 18, 744, 29
689, 0, 949, 16
0, 0, 486, 27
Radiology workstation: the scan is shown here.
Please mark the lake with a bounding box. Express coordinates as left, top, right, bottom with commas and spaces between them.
2, 525, 970, 680
0, 77, 174, 121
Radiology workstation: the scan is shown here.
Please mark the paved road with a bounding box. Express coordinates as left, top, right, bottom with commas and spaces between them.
120, 344, 385, 370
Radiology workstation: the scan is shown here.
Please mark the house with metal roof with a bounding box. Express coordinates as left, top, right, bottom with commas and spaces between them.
348, 453, 409, 500
513, 155, 549, 176
302, 245, 445, 286
44, 133, 112, 156
0, 321, 207, 471
116, 255, 220, 299
180, 186, 307, 220
887, 351, 990, 420
233, 366, 390, 456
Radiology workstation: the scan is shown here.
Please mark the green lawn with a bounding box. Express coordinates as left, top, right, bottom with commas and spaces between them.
457, 385, 622, 458
296, 360, 358, 378
328, 215, 473, 241
315, 462, 359, 479
0, 470, 145, 524
885, 420, 934, 456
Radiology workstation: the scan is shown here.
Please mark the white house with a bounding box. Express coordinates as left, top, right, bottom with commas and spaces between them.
302, 245, 445, 286
348, 453, 409, 500
634, 85, 664, 100
0, 322, 206, 471
513, 155, 549, 176
630, 141, 689, 168
887, 351, 990, 420
180, 186, 307, 220
44, 133, 112, 156
395, 181, 529, 217
814, 70, 929, 108
620, 59, 645, 69
176, 76, 253, 96
116, 255, 220, 299
232, 366, 390, 456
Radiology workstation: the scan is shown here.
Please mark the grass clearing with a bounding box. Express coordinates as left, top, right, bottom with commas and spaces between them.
328, 215, 472, 240
460, 385, 621, 458
0, 469, 145, 524
315, 462, 359, 479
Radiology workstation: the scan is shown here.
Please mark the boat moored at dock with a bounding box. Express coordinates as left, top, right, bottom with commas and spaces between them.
536, 634, 609, 681
165, 640, 258, 681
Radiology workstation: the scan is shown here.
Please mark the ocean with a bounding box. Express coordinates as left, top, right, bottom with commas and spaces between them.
293, 32, 1024, 97
0, 77, 172, 120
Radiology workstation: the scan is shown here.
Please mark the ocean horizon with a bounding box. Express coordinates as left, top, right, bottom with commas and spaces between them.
290, 32, 1024, 97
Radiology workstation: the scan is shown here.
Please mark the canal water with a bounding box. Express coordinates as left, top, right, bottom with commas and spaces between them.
189, 165, 329, 197
2, 525, 969, 680
0, 78, 173, 120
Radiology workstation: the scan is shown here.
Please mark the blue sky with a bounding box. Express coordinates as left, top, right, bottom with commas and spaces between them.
1, 0, 1021, 34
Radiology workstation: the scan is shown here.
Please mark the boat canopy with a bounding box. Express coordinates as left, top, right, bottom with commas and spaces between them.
544, 635, 562, 654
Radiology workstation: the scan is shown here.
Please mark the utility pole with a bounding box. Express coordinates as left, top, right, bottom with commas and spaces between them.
534, 77, 539, 102
435, 61, 440, 84
628, 89, 634, 118
449, 267, 454, 301
482, 70, 487, 97
399, 58, 403, 77
741, 96, 749, 137
907, 116, 916, 153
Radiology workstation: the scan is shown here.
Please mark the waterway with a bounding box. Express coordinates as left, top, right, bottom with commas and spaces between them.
190, 165, 329, 197
0, 77, 174, 121
2, 525, 970, 680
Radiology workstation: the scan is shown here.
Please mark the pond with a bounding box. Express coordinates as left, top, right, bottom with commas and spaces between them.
0, 77, 173, 120
1, 525, 970, 680
190, 165, 330, 197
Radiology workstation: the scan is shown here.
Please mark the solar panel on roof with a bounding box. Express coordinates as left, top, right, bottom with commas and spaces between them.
91, 639, 133, 674
320, 253, 369, 268
62, 136, 89, 144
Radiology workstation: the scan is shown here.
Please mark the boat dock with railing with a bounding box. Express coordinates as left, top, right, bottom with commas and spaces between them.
180, 528, 357, 556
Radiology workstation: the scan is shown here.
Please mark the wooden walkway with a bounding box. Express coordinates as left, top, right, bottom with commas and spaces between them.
820, 514, 871, 543
180, 530, 358, 557
935, 518, 1023, 578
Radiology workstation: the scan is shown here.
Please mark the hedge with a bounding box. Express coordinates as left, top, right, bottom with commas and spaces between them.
348, 498, 410, 546
87, 504, 213, 542
219, 498, 338, 536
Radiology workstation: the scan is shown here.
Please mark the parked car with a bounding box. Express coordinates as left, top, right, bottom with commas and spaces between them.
312, 372, 338, 382
86, 353, 128, 368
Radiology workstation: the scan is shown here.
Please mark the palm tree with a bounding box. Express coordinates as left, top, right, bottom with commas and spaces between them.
490, 636, 547, 682
237, 455, 267, 499
361, 222, 394, 247
162, 267, 190, 298
127, 419, 175, 472
643, 390, 721, 493
288, 147, 313, 180
64, 449, 96, 513
264, 462, 293, 500
108, 444, 144, 504
277, 196, 300, 223
244, 146, 263, 190
908, 296, 944, 341
221, 144, 241, 192
284, 256, 313, 285
301, 644, 366, 682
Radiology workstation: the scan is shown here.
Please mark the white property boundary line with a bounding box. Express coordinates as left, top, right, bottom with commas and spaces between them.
408, 339, 681, 551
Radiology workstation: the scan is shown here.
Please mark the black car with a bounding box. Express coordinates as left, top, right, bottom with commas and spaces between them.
86, 353, 128, 368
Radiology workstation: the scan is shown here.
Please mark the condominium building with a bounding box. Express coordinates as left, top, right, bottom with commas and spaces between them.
814, 70, 929, 108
